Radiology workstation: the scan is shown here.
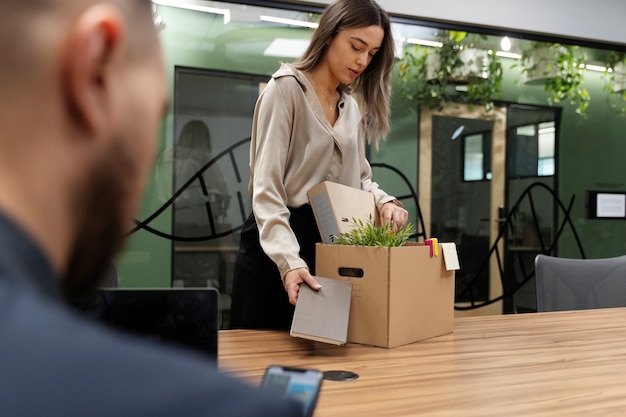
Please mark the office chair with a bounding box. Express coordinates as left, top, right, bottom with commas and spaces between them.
534, 254, 626, 312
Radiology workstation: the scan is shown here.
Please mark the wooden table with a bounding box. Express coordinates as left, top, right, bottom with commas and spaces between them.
219, 308, 626, 416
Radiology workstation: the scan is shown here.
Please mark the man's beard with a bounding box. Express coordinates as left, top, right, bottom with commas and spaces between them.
62, 141, 136, 304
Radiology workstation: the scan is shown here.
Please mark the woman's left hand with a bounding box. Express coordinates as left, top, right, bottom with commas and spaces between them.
380, 201, 409, 232
283, 268, 321, 305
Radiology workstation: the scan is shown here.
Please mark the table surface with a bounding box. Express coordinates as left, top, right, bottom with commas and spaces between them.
219, 307, 626, 417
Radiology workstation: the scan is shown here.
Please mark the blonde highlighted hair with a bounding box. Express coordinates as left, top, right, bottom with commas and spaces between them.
295, 0, 394, 148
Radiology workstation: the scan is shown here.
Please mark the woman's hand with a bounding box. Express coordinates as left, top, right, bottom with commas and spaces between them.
380, 200, 409, 232
283, 268, 322, 305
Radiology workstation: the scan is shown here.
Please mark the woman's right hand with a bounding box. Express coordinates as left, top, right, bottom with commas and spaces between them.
283, 268, 322, 305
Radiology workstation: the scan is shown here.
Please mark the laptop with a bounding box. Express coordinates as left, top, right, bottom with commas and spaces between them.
78, 287, 220, 361
307, 181, 377, 244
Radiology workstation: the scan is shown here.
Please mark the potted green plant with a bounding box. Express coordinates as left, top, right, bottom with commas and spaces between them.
333, 215, 415, 247
519, 42, 590, 116
398, 31, 503, 113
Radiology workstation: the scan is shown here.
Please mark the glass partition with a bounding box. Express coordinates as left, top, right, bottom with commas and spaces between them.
117, 0, 626, 323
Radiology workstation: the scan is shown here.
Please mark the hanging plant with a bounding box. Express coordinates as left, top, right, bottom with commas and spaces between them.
519, 42, 590, 117
398, 31, 503, 113
601, 51, 626, 116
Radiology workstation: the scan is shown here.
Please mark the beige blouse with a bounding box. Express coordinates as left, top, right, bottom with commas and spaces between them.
249, 63, 395, 278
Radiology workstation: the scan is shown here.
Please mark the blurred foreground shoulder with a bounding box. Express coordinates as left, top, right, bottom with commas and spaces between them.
0, 287, 302, 417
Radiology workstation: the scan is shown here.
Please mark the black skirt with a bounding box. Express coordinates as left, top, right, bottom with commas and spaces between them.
229, 205, 321, 329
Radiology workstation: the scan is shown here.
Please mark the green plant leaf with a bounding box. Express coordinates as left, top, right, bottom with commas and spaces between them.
332, 215, 415, 247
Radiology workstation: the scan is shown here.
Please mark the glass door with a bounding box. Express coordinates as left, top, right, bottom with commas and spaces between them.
503, 105, 559, 313
420, 105, 507, 316
419, 104, 559, 316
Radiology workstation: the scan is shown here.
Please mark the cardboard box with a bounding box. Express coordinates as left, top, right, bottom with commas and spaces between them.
315, 242, 458, 348
308, 181, 459, 348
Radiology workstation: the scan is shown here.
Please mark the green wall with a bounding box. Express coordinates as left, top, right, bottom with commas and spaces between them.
497, 60, 626, 258
555, 72, 626, 258
116, 115, 173, 287
380, 55, 626, 259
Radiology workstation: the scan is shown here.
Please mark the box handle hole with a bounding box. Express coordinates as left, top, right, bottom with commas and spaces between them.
338, 267, 364, 278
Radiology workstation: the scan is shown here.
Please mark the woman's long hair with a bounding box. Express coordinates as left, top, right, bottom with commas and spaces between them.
295, 0, 394, 148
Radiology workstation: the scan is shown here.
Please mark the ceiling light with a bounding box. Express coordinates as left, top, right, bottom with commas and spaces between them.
264, 38, 311, 58
495, 51, 521, 59
586, 64, 606, 72
405, 38, 443, 48
152, 0, 230, 24
260, 15, 318, 29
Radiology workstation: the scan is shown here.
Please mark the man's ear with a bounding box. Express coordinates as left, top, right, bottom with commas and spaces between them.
61, 4, 125, 134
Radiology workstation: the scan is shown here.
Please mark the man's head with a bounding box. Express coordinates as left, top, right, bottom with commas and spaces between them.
0, 0, 168, 297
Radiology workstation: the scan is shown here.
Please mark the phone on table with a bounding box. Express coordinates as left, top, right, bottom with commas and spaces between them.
260, 365, 323, 417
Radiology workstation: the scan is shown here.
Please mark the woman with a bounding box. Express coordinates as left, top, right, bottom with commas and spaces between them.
230, 0, 408, 329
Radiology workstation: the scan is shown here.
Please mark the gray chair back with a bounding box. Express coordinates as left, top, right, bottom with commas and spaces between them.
535, 254, 626, 312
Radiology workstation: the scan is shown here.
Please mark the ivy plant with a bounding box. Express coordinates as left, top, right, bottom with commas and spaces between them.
601, 51, 626, 117
398, 31, 503, 113
519, 43, 590, 117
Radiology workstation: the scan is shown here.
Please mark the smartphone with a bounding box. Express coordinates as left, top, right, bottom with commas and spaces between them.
260, 365, 323, 417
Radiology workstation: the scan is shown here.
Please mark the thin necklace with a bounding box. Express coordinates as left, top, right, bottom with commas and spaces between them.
310, 72, 339, 112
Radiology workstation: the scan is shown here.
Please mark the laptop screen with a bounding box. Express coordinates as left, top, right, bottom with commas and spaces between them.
79, 288, 219, 360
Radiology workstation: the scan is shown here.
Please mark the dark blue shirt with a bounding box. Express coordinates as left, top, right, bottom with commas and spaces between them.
0, 212, 302, 417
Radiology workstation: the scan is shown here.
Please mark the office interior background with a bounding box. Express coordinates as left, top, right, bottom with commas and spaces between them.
117, 0, 626, 324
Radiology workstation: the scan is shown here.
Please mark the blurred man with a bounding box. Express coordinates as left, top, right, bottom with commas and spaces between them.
0, 1, 301, 416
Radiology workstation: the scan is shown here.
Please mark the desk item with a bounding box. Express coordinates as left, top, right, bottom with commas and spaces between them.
220, 308, 626, 417
290, 276, 352, 346
535, 254, 626, 311
78, 288, 219, 359
261, 365, 323, 417
424, 238, 438, 257
440, 242, 460, 270
322, 370, 359, 381
308, 181, 377, 244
